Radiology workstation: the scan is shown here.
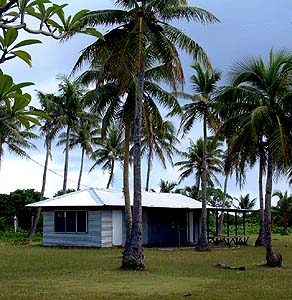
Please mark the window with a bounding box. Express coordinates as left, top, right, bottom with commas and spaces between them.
54, 211, 87, 233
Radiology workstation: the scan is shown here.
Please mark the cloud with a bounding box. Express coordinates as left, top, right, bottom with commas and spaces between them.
0, 149, 109, 198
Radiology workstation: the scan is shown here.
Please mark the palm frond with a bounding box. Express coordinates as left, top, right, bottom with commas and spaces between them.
81, 9, 130, 27
163, 24, 210, 67
158, 6, 219, 24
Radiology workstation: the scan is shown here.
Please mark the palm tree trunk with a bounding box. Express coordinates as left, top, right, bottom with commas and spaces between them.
77, 147, 85, 190
0, 140, 3, 169
145, 146, 153, 191
218, 172, 229, 235
283, 216, 289, 235
106, 158, 115, 189
62, 125, 70, 194
122, 122, 132, 249
195, 177, 200, 191
122, 8, 145, 270
27, 139, 51, 239
264, 153, 273, 253
265, 151, 282, 267
255, 149, 265, 246
197, 114, 209, 251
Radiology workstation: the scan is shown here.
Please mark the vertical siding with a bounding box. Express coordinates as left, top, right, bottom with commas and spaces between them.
120, 209, 148, 246
188, 211, 194, 243
122, 210, 126, 246
142, 209, 148, 244
112, 210, 123, 246
101, 210, 112, 247
43, 210, 102, 247
192, 210, 201, 244
42, 208, 203, 247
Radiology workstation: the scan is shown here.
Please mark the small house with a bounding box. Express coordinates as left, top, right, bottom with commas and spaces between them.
27, 188, 204, 247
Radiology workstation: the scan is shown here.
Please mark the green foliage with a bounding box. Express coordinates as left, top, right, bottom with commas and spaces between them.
0, 70, 49, 128
234, 194, 256, 210
175, 185, 200, 200
0, 70, 45, 163
89, 124, 123, 189
0, 27, 41, 66
0, 229, 42, 244
0, 1, 103, 171
122, 256, 141, 270
0, 0, 103, 41
0, 69, 33, 101
272, 191, 292, 234
0, 189, 42, 231
208, 211, 260, 236
207, 187, 232, 208
271, 225, 290, 235
175, 137, 223, 187
158, 179, 177, 193
53, 188, 76, 197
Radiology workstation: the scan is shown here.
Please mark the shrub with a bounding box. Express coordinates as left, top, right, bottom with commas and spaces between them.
0, 229, 42, 245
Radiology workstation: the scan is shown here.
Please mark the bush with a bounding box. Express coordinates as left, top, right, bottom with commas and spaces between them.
271, 226, 291, 235
0, 229, 42, 245
208, 212, 260, 236
0, 189, 42, 231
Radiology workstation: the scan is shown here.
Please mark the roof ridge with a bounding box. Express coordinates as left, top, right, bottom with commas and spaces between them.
88, 188, 105, 205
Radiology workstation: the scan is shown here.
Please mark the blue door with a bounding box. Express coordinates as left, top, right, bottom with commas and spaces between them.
147, 209, 187, 246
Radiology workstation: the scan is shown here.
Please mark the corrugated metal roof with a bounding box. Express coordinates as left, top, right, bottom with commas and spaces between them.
142, 191, 204, 209
26, 189, 104, 207
27, 188, 205, 209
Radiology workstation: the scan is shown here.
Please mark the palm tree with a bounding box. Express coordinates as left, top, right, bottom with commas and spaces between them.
254, 140, 266, 246
81, 63, 183, 251
234, 194, 256, 210
27, 91, 64, 239
79, 73, 134, 258
76, 118, 101, 191
56, 75, 87, 194
176, 137, 223, 192
272, 191, 292, 235
58, 114, 101, 190
207, 187, 233, 208
158, 179, 177, 193
80, 64, 182, 264
141, 117, 180, 191
176, 137, 222, 241
217, 125, 261, 237
223, 124, 266, 246
0, 71, 44, 167
175, 185, 200, 200
89, 125, 124, 189
179, 63, 221, 250
217, 49, 292, 266
73, 0, 218, 269
0, 124, 37, 167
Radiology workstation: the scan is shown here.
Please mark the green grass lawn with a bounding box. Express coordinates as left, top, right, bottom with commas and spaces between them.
1, 235, 292, 300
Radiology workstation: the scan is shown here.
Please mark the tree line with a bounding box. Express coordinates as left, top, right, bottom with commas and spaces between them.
0, 188, 72, 231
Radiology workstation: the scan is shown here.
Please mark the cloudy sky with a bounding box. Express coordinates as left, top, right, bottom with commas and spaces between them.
1, 0, 292, 204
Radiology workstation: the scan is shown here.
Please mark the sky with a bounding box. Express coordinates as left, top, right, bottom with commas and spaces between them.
1, 0, 292, 205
